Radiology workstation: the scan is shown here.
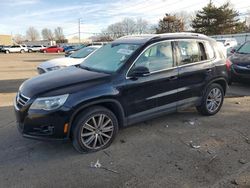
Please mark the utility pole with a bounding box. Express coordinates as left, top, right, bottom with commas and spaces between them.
78, 18, 81, 43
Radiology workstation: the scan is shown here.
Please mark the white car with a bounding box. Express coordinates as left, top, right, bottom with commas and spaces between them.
3, 45, 28, 53
216, 42, 227, 57
37, 46, 101, 74
28, 45, 46, 52
216, 38, 237, 49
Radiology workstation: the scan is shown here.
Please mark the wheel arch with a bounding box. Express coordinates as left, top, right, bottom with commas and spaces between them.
208, 77, 228, 95
68, 99, 126, 138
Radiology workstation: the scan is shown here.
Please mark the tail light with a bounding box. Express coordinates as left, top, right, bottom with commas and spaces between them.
226, 59, 232, 71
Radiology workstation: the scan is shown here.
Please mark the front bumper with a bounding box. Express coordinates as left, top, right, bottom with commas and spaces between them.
14, 102, 72, 141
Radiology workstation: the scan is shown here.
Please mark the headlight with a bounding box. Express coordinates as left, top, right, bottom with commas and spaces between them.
46, 66, 66, 71
30, 94, 69, 111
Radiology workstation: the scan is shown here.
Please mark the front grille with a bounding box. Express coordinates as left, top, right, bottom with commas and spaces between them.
37, 67, 46, 74
16, 92, 30, 109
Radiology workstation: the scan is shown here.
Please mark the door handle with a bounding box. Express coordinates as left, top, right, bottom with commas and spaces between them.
168, 76, 178, 81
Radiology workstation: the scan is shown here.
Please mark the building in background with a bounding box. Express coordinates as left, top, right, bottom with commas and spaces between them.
23, 40, 56, 47
0, 35, 12, 45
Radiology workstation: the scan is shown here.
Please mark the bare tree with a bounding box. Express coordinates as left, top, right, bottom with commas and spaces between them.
122, 18, 136, 35
41, 28, 54, 40
54, 27, 65, 42
136, 18, 149, 34
13, 34, 25, 44
26, 27, 40, 41
100, 17, 151, 40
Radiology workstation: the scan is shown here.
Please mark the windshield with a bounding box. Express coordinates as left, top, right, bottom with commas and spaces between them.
70, 47, 97, 58
237, 42, 250, 54
80, 43, 140, 73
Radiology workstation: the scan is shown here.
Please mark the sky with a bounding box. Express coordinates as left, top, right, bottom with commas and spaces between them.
0, 0, 250, 39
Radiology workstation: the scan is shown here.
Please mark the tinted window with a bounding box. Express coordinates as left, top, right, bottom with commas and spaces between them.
177, 41, 201, 65
132, 41, 174, 73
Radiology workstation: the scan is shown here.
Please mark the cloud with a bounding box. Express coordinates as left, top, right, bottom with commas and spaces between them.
0, 0, 40, 6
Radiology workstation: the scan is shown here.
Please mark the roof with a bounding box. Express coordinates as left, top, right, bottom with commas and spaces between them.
114, 32, 214, 44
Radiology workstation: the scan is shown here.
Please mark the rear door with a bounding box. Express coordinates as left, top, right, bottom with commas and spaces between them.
175, 39, 214, 109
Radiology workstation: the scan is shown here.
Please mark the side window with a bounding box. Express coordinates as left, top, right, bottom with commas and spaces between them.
177, 41, 201, 65
204, 41, 215, 59
132, 41, 174, 73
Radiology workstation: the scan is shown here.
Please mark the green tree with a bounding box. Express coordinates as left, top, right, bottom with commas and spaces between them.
192, 2, 247, 35
156, 13, 184, 33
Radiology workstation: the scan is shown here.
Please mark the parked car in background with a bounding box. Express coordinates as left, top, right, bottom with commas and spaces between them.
37, 46, 101, 74
15, 33, 229, 153
64, 44, 87, 57
216, 38, 237, 49
2, 45, 28, 53
227, 44, 241, 57
0, 45, 10, 53
40, 46, 64, 53
28, 45, 46, 52
229, 41, 250, 84
216, 41, 227, 57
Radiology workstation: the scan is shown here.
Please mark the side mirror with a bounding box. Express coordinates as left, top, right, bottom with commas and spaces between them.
225, 43, 230, 46
230, 48, 236, 53
129, 66, 150, 78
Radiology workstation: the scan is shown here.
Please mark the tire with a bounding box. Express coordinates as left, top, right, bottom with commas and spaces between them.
72, 106, 118, 153
20, 49, 24, 53
196, 83, 224, 116
28, 49, 32, 53
57, 50, 60, 53
5, 50, 10, 54
43, 50, 47, 53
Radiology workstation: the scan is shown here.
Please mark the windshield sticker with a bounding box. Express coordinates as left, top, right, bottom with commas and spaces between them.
117, 49, 133, 55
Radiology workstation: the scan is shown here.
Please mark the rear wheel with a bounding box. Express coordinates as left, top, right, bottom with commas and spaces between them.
43, 50, 47, 53
57, 50, 60, 53
72, 106, 118, 153
20, 49, 24, 53
28, 49, 32, 53
196, 83, 224, 116
5, 50, 10, 54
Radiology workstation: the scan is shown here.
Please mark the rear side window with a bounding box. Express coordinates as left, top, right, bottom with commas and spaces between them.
176, 41, 200, 65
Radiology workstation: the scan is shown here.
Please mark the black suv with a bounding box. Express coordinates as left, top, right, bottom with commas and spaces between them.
14, 33, 229, 153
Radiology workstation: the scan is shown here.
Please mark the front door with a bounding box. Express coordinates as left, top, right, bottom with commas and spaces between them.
122, 41, 179, 124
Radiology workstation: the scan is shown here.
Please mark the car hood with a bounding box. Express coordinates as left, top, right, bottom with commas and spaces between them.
38, 57, 84, 70
230, 53, 250, 65
19, 66, 111, 98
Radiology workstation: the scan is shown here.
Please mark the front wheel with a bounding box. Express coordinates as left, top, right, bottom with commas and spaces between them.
57, 50, 60, 53
196, 83, 224, 116
5, 50, 10, 54
72, 106, 118, 153
20, 49, 24, 53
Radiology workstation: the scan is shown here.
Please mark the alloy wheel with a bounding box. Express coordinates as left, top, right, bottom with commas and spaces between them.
80, 114, 114, 150
206, 88, 222, 113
